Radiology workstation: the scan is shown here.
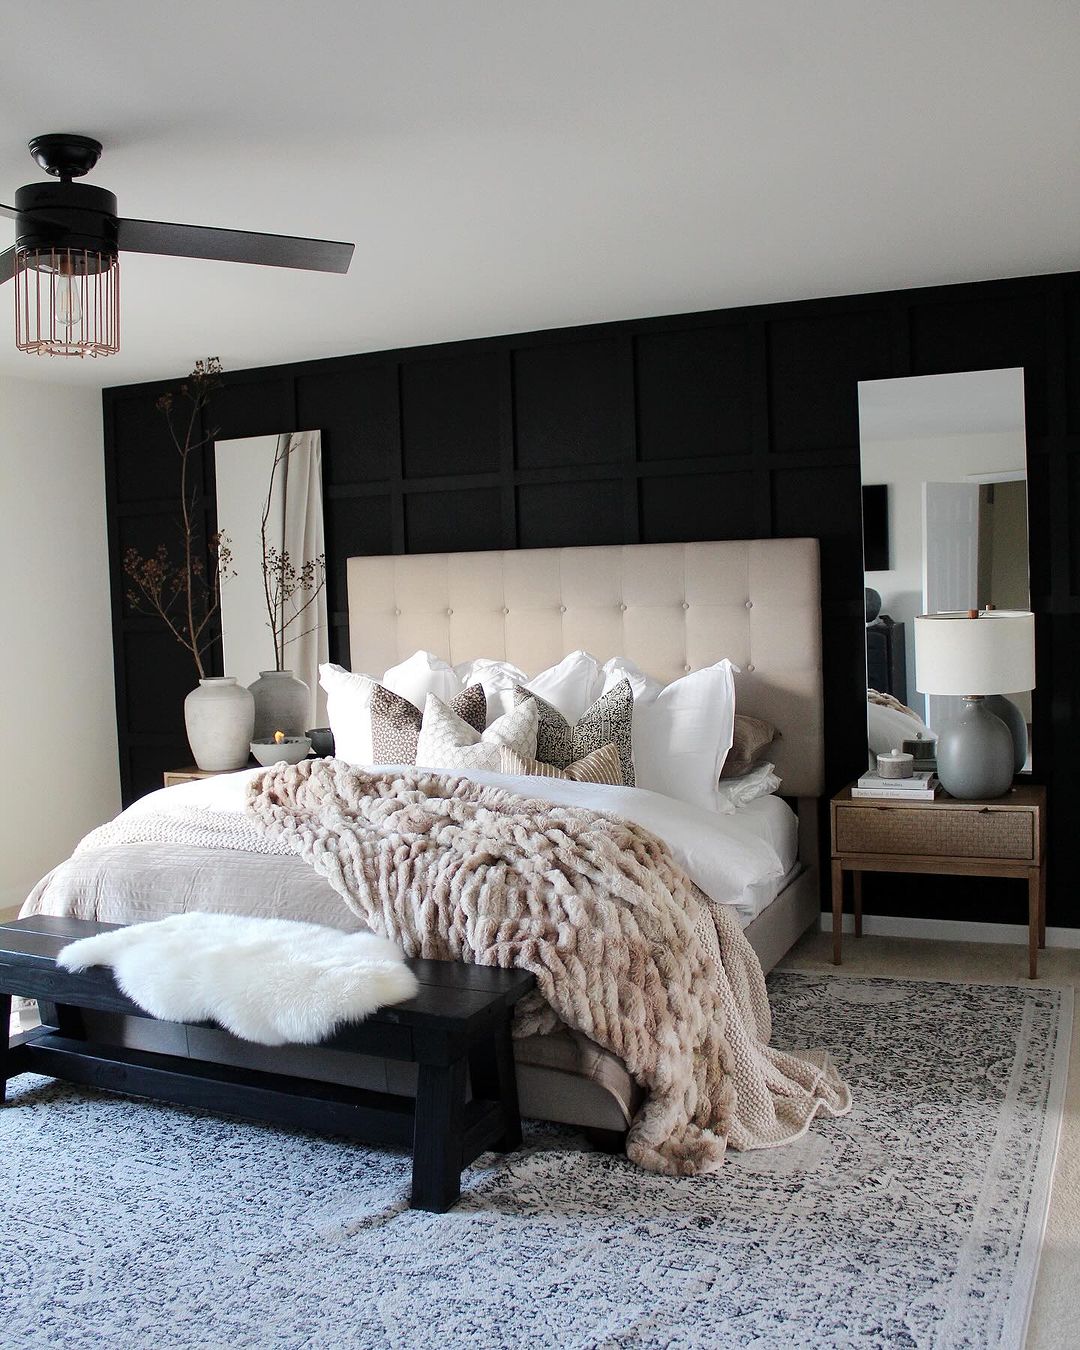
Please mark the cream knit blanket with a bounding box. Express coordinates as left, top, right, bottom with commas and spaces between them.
246, 760, 850, 1175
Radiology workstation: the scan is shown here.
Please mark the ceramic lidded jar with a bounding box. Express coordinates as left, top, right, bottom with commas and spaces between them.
184, 677, 255, 771
247, 669, 310, 739
876, 747, 914, 780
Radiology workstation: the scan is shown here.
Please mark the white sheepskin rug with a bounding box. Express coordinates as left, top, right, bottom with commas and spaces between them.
56, 912, 419, 1045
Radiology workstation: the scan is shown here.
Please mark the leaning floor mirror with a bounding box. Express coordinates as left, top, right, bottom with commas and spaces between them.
214, 431, 328, 736
857, 368, 1032, 781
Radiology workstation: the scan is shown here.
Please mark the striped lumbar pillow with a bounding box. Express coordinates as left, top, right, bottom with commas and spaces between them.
499, 742, 624, 785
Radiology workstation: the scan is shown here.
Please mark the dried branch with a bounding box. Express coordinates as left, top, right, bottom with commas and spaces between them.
260, 435, 327, 670
122, 358, 230, 679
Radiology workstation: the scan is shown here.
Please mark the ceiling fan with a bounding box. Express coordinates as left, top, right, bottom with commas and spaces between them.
0, 133, 354, 358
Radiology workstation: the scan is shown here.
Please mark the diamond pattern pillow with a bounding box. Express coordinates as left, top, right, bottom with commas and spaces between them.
369, 683, 486, 765
513, 679, 635, 786
499, 742, 624, 785
415, 695, 539, 772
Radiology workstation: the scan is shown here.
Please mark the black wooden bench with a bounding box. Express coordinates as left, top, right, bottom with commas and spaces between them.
0, 915, 535, 1212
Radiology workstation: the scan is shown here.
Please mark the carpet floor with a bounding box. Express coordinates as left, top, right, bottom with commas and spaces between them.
0, 970, 1070, 1350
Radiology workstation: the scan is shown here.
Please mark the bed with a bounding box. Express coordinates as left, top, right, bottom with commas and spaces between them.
22, 537, 825, 1136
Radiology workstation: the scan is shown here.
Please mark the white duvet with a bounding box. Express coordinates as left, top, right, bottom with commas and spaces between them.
104, 765, 797, 919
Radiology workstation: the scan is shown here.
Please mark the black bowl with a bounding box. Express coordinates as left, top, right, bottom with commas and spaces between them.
306, 727, 335, 757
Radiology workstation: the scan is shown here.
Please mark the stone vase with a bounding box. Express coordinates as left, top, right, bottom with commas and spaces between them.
248, 669, 310, 739
184, 677, 255, 771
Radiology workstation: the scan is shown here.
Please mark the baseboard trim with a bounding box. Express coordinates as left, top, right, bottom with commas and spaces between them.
819, 912, 1080, 948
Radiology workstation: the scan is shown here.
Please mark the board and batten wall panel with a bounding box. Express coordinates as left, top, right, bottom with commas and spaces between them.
1, 376, 119, 917
103, 271, 1080, 929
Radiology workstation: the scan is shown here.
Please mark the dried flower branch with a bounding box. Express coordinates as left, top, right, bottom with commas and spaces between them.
261, 433, 327, 670
122, 358, 231, 679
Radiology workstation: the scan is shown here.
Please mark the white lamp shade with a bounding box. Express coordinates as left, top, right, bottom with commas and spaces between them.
914, 610, 1035, 696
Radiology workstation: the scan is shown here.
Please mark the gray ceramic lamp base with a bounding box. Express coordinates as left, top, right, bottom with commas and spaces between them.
935, 697, 1015, 799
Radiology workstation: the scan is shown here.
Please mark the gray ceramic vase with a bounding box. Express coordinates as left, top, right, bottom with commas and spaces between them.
935, 697, 1014, 800
184, 677, 255, 771
248, 669, 310, 739
982, 694, 1028, 774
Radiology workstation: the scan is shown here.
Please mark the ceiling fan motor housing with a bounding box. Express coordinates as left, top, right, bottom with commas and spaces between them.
14, 180, 118, 272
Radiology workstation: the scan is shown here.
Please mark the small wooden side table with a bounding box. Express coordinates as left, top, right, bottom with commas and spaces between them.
830, 783, 1047, 978
162, 766, 239, 788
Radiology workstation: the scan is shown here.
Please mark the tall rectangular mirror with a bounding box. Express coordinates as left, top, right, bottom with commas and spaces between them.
214, 431, 328, 728
857, 368, 1030, 767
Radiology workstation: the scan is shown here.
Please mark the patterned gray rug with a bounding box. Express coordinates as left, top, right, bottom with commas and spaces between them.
0, 973, 1070, 1350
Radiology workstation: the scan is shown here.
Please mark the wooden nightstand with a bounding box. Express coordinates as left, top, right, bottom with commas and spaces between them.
162, 766, 238, 788
830, 783, 1047, 977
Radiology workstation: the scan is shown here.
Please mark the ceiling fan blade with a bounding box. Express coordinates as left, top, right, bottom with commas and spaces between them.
0, 247, 14, 285
0, 202, 16, 220
117, 217, 353, 273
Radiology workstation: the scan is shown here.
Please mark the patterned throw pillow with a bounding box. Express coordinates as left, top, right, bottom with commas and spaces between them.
720, 714, 779, 779
369, 683, 486, 764
499, 743, 624, 785
513, 679, 635, 787
415, 695, 539, 772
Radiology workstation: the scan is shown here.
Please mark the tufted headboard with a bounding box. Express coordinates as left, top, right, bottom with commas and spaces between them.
347, 538, 824, 797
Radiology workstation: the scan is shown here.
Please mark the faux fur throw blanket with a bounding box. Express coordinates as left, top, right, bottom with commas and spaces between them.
246, 760, 851, 1175
57, 913, 419, 1045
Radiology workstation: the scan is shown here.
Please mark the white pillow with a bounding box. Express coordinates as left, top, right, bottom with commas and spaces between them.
714, 762, 782, 811
382, 651, 462, 708
603, 656, 737, 812
319, 663, 377, 764
415, 695, 539, 771
456, 651, 600, 725
597, 655, 661, 705
321, 652, 462, 766
527, 651, 601, 721
454, 658, 528, 723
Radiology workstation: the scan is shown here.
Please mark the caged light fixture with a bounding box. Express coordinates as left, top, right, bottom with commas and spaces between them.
14, 243, 120, 358
0, 132, 354, 360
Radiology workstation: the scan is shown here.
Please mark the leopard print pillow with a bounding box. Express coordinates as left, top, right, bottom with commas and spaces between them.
369, 683, 486, 764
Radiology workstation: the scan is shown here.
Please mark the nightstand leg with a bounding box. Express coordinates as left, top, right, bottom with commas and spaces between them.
1028, 873, 1039, 979
1039, 865, 1047, 949
831, 860, 843, 965
852, 871, 863, 939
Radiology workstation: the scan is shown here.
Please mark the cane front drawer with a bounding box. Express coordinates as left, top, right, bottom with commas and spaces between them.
833, 803, 1034, 861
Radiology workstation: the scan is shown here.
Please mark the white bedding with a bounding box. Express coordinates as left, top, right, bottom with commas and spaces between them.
108, 765, 794, 920
25, 768, 797, 932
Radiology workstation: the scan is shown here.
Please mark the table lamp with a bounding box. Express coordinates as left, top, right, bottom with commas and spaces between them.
913, 609, 1035, 799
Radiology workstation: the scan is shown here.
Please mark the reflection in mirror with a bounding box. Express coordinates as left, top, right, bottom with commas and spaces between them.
857, 369, 1030, 770
215, 432, 328, 729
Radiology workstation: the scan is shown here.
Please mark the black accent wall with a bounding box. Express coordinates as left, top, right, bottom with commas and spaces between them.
103, 270, 1079, 928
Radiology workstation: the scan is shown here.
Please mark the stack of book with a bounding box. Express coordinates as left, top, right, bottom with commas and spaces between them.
852, 769, 939, 800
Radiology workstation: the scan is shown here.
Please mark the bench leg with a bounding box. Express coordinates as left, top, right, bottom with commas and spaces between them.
411, 1056, 467, 1212
1, 993, 9, 1102
468, 1019, 522, 1153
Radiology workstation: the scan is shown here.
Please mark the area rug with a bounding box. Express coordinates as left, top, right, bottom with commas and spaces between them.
0, 974, 1070, 1350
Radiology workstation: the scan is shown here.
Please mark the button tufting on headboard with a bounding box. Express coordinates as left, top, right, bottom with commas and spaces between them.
347, 539, 823, 797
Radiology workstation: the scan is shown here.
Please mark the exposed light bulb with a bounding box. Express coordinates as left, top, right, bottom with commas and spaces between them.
55, 270, 82, 330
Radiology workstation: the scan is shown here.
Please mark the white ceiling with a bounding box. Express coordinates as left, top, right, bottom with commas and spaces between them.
1, 1, 1079, 389
858, 368, 1027, 440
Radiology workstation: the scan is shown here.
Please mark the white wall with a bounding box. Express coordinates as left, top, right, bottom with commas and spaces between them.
0, 375, 119, 917
862, 429, 1027, 717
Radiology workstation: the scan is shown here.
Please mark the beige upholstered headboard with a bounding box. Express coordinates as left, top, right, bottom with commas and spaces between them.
347, 538, 824, 797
